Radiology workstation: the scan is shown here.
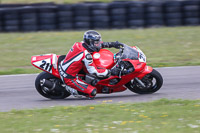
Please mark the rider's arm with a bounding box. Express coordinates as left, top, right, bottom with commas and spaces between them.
101, 41, 123, 49
82, 50, 110, 78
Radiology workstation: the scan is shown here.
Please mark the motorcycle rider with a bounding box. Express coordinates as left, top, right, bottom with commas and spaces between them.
58, 30, 123, 99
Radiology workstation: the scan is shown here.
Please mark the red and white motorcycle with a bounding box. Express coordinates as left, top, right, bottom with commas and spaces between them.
31, 43, 163, 99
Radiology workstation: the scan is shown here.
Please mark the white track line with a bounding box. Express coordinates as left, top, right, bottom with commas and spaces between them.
0, 73, 38, 78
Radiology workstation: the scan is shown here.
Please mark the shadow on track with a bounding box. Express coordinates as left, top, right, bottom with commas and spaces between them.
36, 93, 162, 102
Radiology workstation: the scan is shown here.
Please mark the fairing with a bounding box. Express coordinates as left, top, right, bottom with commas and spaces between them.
31, 54, 60, 78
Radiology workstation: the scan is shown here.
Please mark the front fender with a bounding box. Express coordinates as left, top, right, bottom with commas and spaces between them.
137, 66, 153, 79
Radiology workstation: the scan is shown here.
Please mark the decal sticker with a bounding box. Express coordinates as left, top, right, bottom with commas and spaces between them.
93, 53, 100, 59
139, 53, 146, 62
33, 58, 52, 73
136, 47, 146, 62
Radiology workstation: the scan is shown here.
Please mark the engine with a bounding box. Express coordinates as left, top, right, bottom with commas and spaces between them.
85, 74, 100, 86
120, 61, 135, 75
112, 61, 134, 76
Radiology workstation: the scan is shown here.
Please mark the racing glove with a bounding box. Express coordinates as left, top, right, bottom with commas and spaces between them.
101, 41, 124, 49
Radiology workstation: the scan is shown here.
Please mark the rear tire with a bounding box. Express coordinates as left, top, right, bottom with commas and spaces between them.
35, 72, 71, 99
125, 69, 163, 94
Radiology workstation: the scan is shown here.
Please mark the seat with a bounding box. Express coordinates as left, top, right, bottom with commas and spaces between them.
57, 55, 66, 67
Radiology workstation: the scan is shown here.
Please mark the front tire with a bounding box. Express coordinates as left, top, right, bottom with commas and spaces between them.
125, 69, 163, 94
35, 72, 71, 99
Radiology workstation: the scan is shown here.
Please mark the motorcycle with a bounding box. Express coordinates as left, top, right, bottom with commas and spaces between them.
31, 43, 163, 99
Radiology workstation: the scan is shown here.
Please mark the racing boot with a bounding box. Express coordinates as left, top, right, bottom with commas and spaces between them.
86, 88, 97, 100
65, 85, 82, 98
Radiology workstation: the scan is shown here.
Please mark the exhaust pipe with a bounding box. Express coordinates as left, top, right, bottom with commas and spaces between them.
40, 79, 64, 92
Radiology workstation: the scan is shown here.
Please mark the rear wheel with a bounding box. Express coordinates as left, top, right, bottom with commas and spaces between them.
35, 72, 71, 99
125, 69, 163, 94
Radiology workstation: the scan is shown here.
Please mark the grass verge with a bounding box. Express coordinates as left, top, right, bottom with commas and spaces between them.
0, 99, 200, 133
0, 26, 200, 75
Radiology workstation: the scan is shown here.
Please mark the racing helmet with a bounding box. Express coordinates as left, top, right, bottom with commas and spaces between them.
83, 30, 102, 52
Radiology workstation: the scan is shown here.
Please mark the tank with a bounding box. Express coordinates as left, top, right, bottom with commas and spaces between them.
92, 49, 115, 69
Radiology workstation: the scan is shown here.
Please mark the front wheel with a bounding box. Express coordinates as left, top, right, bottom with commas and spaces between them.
35, 72, 71, 99
125, 69, 163, 94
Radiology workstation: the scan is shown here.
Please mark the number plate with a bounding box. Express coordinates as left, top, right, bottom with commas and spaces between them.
33, 58, 52, 73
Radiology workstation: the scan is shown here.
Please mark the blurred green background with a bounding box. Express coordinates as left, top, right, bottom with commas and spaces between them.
0, 26, 200, 75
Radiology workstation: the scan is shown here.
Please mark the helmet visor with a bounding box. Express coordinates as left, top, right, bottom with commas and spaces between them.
87, 34, 101, 40
94, 40, 101, 48
88, 39, 101, 52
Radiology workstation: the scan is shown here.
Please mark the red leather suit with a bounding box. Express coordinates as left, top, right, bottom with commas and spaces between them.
58, 42, 109, 97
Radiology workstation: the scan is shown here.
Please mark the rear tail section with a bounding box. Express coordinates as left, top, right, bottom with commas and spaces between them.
31, 54, 60, 78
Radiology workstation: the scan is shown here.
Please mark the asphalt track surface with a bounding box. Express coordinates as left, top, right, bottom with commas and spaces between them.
0, 66, 200, 112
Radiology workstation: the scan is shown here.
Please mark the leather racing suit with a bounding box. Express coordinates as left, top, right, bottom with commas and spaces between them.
58, 41, 118, 97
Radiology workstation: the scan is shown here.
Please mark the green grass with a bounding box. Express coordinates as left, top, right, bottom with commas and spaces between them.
0, 26, 200, 75
0, 99, 200, 133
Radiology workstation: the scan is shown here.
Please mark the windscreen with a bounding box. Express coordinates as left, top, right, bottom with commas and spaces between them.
120, 44, 139, 60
